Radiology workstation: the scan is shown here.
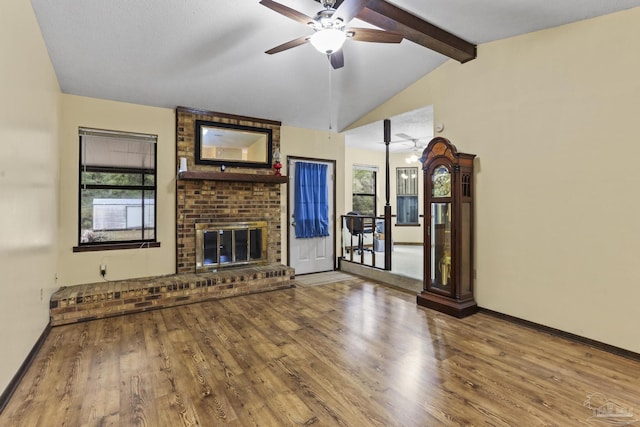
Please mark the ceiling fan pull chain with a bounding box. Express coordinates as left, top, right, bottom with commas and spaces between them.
328, 60, 333, 131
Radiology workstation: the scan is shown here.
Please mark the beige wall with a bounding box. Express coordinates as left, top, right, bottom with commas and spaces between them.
279, 126, 346, 263
352, 8, 640, 352
0, 2, 60, 391
58, 95, 176, 285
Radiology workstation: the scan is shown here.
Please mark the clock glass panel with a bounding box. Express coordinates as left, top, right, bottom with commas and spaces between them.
430, 202, 452, 290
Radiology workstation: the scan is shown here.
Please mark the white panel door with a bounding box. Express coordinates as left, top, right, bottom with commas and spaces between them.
288, 159, 335, 275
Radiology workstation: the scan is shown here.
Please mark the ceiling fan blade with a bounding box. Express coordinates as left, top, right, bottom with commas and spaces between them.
395, 133, 414, 140
265, 35, 311, 55
378, 138, 417, 145
396, 133, 431, 143
333, 0, 370, 24
259, 0, 314, 26
347, 27, 402, 43
329, 50, 344, 69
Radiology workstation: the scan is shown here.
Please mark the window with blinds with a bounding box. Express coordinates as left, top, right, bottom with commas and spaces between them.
78, 128, 157, 247
396, 167, 419, 225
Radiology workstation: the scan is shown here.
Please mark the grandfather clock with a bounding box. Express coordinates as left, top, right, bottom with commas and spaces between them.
417, 137, 477, 318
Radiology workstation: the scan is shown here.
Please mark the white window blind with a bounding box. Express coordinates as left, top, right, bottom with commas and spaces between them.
80, 128, 156, 169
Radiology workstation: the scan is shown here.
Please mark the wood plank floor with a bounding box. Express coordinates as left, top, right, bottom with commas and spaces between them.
2, 273, 639, 426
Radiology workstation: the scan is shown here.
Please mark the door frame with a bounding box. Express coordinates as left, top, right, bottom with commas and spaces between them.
286, 156, 337, 272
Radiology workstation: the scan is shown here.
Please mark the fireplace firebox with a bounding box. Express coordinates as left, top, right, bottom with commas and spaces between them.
195, 222, 267, 272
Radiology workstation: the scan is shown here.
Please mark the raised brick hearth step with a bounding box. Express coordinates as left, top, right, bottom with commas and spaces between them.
50, 264, 295, 326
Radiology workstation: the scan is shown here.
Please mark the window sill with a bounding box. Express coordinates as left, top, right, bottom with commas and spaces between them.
73, 242, 161, 252
395, 223, 421, 227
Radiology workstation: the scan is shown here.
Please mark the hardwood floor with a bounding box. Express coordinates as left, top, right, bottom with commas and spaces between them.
2, 273, 639, 426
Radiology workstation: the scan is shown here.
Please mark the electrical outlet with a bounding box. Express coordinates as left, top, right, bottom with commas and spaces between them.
100, 264, 107, 277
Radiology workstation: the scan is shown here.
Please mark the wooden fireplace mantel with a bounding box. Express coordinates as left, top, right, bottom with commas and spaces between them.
178, 171, 288, 184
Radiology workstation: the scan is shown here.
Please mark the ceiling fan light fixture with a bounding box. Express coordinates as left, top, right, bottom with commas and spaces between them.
310, 28, 346, 54
405, 153, 419, 164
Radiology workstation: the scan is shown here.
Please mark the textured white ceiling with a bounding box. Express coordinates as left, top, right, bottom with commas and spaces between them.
31, 0, 640, 146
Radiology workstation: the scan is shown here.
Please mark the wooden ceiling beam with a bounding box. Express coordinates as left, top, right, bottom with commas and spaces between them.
357, 0, 476, 63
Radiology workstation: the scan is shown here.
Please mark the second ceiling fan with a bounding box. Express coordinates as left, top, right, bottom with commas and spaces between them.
260, 0, 403, 69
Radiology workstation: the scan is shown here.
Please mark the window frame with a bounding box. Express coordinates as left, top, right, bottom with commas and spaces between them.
352, 165, 377, 217
74, 128, 160, 252
396, 166, 420, 226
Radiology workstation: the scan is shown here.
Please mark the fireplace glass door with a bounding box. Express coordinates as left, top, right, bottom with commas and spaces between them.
196, 222, 267, 271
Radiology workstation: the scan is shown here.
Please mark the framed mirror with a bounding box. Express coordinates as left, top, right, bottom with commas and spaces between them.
195, 120, 273, 168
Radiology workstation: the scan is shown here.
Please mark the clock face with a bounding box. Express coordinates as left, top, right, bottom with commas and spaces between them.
432, 166, 451, 197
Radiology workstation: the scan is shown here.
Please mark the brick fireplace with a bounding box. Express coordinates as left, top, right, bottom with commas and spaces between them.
49, 108, 294, 326
175, 107, 286, 273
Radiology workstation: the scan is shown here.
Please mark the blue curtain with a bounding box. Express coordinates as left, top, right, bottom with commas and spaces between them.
295, 162, 329, 238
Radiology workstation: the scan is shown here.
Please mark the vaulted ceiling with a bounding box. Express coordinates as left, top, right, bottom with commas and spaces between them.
31, 0, 640, 146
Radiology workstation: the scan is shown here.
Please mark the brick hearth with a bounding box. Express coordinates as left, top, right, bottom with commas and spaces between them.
50, 264, 295, 326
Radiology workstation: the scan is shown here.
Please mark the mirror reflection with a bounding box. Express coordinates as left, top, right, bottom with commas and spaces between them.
195, 120, 272, 168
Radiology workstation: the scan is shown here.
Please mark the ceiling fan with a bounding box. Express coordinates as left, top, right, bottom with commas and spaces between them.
404, 139, 425, 163
374, 132, 428, 161
393, 133, 427, 163
260, 0, 403, 69
395, 132, 428, 145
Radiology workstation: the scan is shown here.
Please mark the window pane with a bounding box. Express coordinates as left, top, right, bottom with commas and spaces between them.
396, 167, 418, 195
82, 134, 155, 169
353, 195, 375, 216
143, 190, 155, 240
81, 171, 143, 186
353, 169, 375, 194
80, 189, 149, 242
397, 195, 418, 224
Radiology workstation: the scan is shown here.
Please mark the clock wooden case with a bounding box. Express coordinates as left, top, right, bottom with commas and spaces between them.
417, 137, 478, 318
